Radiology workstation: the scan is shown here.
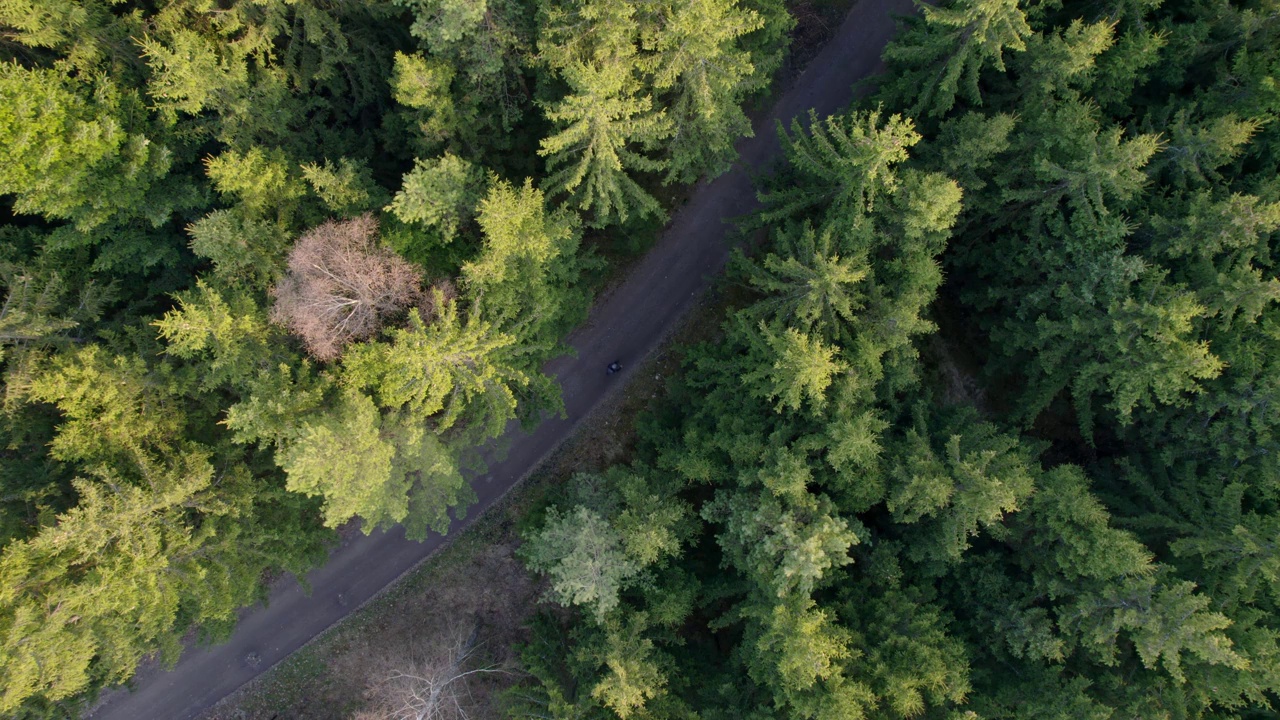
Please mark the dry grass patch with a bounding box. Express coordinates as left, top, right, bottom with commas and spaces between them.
201, 527, 538, 720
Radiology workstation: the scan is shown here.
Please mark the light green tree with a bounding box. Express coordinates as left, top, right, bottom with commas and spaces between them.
275, 388, 471, 539
386, 154, 485, 243
738, 320, 847, 415
205, 146, 307, 221
642, 0, 763, 183
464, 178, 591, 349
736, 0, 795, 89
539, 61, 671, 226
759, 110, 921, 227
154, 280, 278, 391
343, 301, 526, 440
0, 62, 177, 231
19, 346, 182, 467
137, 28, 248, 116
537, 0, 637, 69
185, 209, 291, 287
706, 486, 858, 599
742, 597, 866, 715
521, 470, 692, 622
522, 505, 640, 621
275, 389, 402, 530
1, 338, 329, 713
390, 51, 458, 147
586, 613, 670, 718
301, 157, 387, 216
0, 455, 217, 712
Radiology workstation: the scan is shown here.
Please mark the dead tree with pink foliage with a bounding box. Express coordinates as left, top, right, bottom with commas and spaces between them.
271, 214, 423, 360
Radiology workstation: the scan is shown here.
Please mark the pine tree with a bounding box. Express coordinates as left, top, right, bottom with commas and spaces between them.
737, 320, 848, 416
0, 267, 87, 363
389, 51, 458, 148
837, 562, 972, 718
585, 613, 670, 718
301, 157, 387, 216
185, 210, 291, 287
391, 0, 530, 139
1167, 483, 1280, 607
886, 411, 1037, 566
464, 178, 591, 353
735, 223, 870, 343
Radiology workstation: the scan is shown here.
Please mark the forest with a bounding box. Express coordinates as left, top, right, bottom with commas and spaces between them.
0, 0, 792, 713
512, 0, 1280, 717
1, 0, 1279, 716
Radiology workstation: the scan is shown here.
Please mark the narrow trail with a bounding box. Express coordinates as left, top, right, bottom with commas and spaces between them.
86, 3, 914, 717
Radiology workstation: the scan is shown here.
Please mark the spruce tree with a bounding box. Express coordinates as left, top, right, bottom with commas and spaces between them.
879, 0, 1033, 119
538, 61, 671, 226
641, 0, 763, 183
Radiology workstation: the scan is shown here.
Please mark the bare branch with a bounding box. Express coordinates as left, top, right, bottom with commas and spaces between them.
355, 624, 511, 720
270, 214, 423, 360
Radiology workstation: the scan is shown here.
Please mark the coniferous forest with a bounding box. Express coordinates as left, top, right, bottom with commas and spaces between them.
514, 0, 1280, 717
1, 0, 1279, 716
0, 0, 791, 712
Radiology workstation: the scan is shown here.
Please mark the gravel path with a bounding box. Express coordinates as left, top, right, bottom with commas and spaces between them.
86, 3, 914, 717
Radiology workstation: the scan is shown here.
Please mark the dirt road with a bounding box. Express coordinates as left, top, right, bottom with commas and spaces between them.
86, 3, 914, 717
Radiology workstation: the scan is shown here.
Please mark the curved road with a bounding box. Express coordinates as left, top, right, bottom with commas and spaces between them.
86, 2, 913, 717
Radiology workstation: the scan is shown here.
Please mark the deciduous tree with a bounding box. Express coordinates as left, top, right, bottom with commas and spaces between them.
271, 215, 423, 361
